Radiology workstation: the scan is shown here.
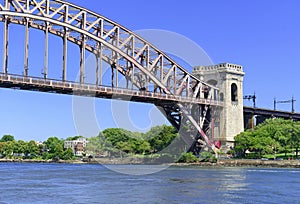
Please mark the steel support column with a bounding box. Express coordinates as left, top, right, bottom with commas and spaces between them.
186, 77, 190, 97
62, 28, 67, 82
2, 16, 9, 74
115, 62, 118, 88
97, 22, 103, 86
79, 13, 86, 84
95, 53, 99, 85
96, 42, 102, 86
111, 50, 116, 88
80, 35, 85, 84
145, 49, 149, 90
131, 66, 134, 90
24, 18, 29, 77
43, 23, 49, 79
115, 28, 119, 88
173, 68, 177, 94
111, 62, 115, 88
99, 44, 103, 86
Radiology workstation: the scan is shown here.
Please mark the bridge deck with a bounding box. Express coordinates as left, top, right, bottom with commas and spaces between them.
0, 73, 223, 107
244, 106, 300, 120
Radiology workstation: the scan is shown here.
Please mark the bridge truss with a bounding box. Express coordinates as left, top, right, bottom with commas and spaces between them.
0, 0, 223, 154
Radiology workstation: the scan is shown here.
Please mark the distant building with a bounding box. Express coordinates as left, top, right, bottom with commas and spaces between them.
35, 141, 44, 146
64, 137, 87, 156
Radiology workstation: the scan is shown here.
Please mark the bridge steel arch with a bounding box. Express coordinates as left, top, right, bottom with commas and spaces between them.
0, 0, 223, 154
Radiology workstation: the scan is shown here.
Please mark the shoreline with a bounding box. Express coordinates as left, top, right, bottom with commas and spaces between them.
2, 158, 300, 168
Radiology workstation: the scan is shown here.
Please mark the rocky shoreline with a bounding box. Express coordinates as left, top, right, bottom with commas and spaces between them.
217, 159, 300, 168
173, 159, 300, 168
2, 158, 300, 168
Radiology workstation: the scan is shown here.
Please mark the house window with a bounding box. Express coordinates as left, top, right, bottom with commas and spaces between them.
231, 83, 238, 102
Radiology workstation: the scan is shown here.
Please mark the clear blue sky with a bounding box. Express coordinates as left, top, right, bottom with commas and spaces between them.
0, 0, 299, 141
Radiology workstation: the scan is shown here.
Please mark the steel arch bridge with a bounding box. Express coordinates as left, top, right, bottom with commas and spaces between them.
0, 0, 223, 154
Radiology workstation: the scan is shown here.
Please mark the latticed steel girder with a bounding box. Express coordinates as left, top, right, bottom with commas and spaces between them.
156, 89, 220, 154
0, 0, 223, 153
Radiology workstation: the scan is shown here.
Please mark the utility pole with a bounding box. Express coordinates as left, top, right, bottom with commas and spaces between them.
292, 96, 296, 113
243, 92, 256, 108
274, 97, 296, 113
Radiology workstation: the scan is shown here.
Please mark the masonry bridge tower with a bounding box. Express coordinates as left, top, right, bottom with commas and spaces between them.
193, 63, 245, 149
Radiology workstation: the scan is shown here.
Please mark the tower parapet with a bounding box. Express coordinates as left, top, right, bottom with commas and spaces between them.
193, 63, 243, 75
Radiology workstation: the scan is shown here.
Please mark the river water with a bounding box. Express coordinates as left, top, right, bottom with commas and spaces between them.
0, 163, 300, 204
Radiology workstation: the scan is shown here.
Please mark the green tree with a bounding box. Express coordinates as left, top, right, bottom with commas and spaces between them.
234, 130, 254, 157
1, 141, 14, 158
99, 126, 178, 155
146, 125, 178, 153
115, 141, 134, 154
234, 118, 300, 159
134, 140, 151, 154
25, 140, 40, 157
13, 140, 26, 155
251, 135, 276, 158
102, 128, 133, 146
289, 122, 300, 158
61, 148, 74, 160
43, 137, 64, 160
199, 151, 216, 162
178, 152, 198, 163
86, 132, 112, 156
0, 135, 14, 142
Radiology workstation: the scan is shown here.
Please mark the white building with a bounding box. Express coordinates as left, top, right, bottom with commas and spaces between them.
64, 137, 88, 156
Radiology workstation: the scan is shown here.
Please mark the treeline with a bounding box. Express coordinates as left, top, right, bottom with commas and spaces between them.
0, 125, 183, 161
86, 125, 183, 157
0, 135, 74, 160
234, 118, 300, 159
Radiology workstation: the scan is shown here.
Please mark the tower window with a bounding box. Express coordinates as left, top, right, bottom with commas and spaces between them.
231, 83, 238, 102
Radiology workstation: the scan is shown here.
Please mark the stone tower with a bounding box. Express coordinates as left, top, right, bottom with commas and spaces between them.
192, 63, 245, 149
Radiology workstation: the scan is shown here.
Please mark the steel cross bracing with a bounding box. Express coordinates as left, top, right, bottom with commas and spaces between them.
0, 0, 223, 154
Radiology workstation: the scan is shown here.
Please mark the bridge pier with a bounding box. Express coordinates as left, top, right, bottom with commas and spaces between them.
255, 115, 270, 126
244, 113, 255, 129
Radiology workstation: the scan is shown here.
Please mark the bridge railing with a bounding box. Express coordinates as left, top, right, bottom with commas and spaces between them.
0, 73, 224, 106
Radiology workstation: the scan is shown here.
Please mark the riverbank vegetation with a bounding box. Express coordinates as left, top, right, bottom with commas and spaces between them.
7, 117, 297, 164
234, 118, 300, 159
0, 125, 188, 162
87, 125, 181, 157
0, 135, 75, 160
